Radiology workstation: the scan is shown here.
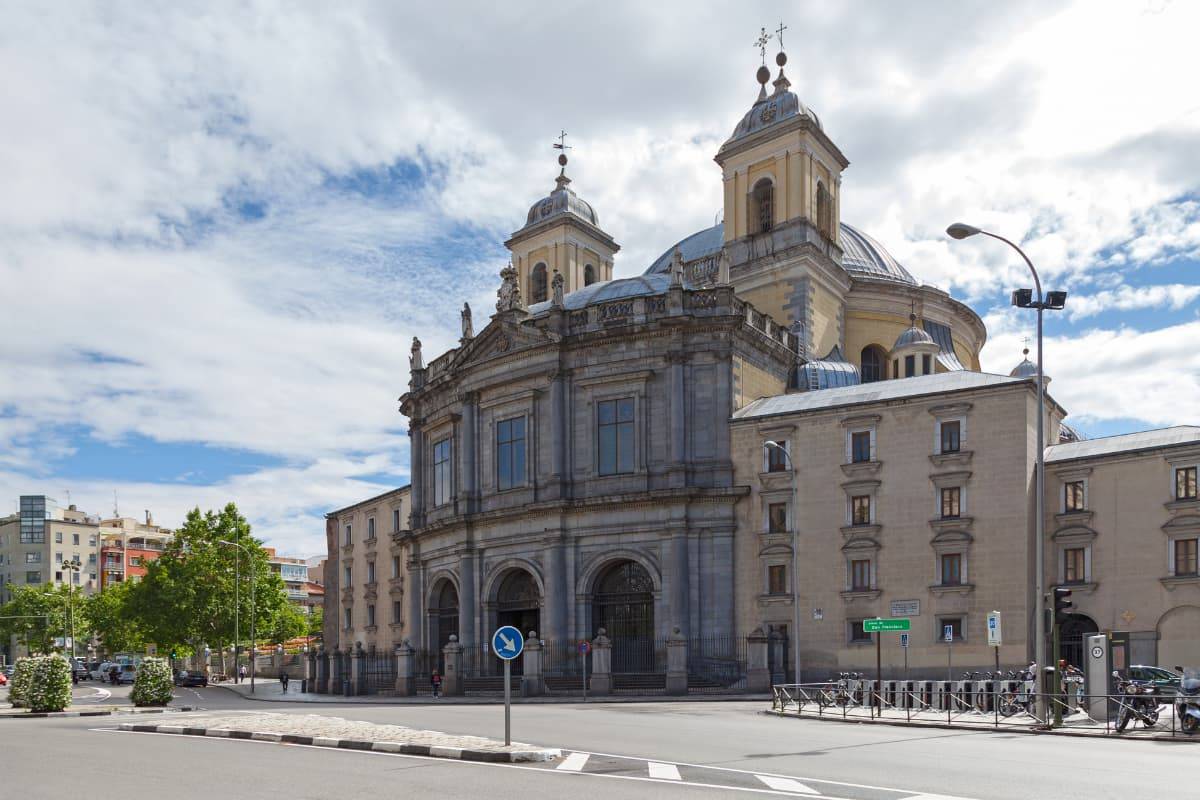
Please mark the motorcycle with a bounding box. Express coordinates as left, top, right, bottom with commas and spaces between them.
1113, 670, 1159, 732
1174, 667, 1200, 735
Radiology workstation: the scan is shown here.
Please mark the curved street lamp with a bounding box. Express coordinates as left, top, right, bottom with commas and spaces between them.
764, 440, 801, 686
219, 539, 257, 694
946, 222, 1067, 723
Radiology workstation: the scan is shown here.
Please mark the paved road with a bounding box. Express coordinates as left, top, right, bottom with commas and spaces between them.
2, 686, 1195, 799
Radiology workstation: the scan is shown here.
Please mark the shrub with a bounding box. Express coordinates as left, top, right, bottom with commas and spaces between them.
28, 654, 72, 713
8, 657, 35, 708
131, 657, 174, 707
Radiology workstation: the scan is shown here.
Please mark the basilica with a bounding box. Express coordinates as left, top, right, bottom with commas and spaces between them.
324, 40, 1200, 691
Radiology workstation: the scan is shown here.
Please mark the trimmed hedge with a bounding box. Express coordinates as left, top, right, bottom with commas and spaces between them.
8, 657, 35, 708
131, 657, 174, 706
28, 654, 72, 713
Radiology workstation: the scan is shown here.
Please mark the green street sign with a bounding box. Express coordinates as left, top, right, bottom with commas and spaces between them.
862, 618, 911, 632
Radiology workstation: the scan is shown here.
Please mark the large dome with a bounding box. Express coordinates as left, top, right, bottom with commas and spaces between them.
643, 221, 919, 286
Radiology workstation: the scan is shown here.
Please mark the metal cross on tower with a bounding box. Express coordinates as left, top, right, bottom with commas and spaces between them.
776, 21, 788, 50
754, 28, 772, 65
553, 130, 571, 153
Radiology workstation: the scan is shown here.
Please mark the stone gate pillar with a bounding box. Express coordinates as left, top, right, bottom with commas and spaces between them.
666, 626, 688, 695
522, 633, 543, 697
395, 641, 415, 696
590, 629, 612, 696
442, 635, 463, 696
747, 627, 770, 692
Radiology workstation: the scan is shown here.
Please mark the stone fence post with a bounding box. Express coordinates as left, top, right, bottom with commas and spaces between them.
351, 643, 366, 696
590, 628, 612, 696
330, 649, 343, 694
746, 627, 770, 692
666, 626, 688, 695
768, 630, 785, 686
316, 648, 328, 693
395, 641, 415, 696
521, 632, 543, 697
442, 635, 463, 696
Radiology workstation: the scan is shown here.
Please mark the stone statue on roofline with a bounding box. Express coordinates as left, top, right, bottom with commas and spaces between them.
460, 302, 473, 340
669, 246, 685, 287
551, 269, 565, 308
496, 262, 524, 313
409, 336, 424, 371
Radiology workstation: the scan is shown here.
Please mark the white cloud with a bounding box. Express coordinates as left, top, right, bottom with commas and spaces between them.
1066, 284, 1200, 320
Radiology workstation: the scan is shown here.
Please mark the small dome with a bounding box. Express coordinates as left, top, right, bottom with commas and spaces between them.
524, 172, 599, 229
725, 88, 821, 146
893, 324, 935, 350
1010, 349, 1040, 379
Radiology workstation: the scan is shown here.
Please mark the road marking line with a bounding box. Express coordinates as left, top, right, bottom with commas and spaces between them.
757, 776, 821, 795
904, 795, 975, 800
557, 752, 590, 771
648, 761, 681, 780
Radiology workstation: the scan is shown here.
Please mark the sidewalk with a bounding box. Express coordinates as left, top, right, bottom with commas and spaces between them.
212, 678, 770, 705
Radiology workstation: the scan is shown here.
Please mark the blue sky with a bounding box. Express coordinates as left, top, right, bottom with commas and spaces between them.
1, 1, 1197, 555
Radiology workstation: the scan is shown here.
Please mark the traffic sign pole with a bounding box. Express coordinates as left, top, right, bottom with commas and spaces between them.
504, 658, 511, 746
875, 631, 882, 718
491, 626, 524, 748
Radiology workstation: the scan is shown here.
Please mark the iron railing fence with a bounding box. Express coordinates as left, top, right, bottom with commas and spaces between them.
362, 650, 396, 693
687, 635, 748, 693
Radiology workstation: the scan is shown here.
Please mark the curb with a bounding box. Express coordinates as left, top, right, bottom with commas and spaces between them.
1, 706, 194, 721
206, 683, 771, 706
117, 721, 561, 762
760, 708, 1198, 742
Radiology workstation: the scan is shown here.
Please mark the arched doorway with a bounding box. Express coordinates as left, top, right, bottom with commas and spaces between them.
860, 345, 887, 382
496, 570, 540, 638
1059, 613, 1099, 668
1158, 606, 1200, 668
592, 560, 655, 673
429, 579, 459, 654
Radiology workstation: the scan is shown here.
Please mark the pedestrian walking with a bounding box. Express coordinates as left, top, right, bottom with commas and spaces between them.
239, 664, 247, 683
279, 670, 290, 693
431, 669, 442, 699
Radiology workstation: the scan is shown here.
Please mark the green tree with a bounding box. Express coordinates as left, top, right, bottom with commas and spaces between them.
308, 605, 324, 640
85, 581, 144, 655
0, 583, 88, 654
128, 503, 285, 662
267, 603, 308, 646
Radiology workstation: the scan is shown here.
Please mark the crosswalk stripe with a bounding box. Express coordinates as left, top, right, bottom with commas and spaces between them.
756, 775, 821, 795
904, 795, 975, 800
557, 752, 590, 772
647, 761, 681, 780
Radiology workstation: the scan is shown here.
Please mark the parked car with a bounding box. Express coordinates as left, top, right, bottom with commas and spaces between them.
116, 664, 137, 685
174, 670, 208, 688
0, 671, 8, 686
1128, 665, 1180, 697
71, 659, 90, 681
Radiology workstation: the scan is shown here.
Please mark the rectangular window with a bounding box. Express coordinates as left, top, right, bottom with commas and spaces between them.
129, 557, 142, 567
26, 571, 41, 584
940, 553, 962, 586
392, 600, 402, 623
850, 559, 872, 591
72, 571, 80, 585
25, 552, 41, 563
892, 359, 899, 378
1064, 481, 1086, 512
88, 553, 96, 564
393, 508, 401, 532
851, 431, 872, 463
391, 555, 400, 579
940, 420, 961, 454
1177, 467, 1198, 501
768, 564, 787, 595
849, 620, 872, 643
851, 495, 871, 526
433, 438, 452, 505
939, 617, 964, 641
343, 608, 352, 630
366, 604, 375, 627
73, 534, 79, 545
1175, 538, 1198, 577
597, 398, 635, 476
904, 354, 916, 377
55, 532, 62, 544
344, 524, 352, 546
367, 561, 376, 584
1064, 547, 1086, 583
767, 502, 788, 533
367, 517, 375, 540
343, 566, 352, 586
766, 442, 789, 472
940, 487, 961, 519
922, 354, 932, 375
497, 416, 527, 490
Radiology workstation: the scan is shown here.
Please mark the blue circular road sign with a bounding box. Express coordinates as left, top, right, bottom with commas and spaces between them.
492, 626, 524, 661
578, 640, 591, 655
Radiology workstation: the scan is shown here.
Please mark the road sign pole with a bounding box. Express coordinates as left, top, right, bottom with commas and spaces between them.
947, 632, 952, 725
995, 645, 1000, 728
875, 633, 882, 718
582, 648, 587, 703
504, 658, 511, 747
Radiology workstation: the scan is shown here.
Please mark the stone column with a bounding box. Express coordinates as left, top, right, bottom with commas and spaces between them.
409, 422, 424, 528
330, 649, 343, 694
669, 528, 690, 639
459, 547, 476, 653
351, 643, 366, 696
590, 629, 612, 696
395, 641, 415, 696
746, 627, 770, 692
406, 554, 423, 654
316, 648, 329, 694
549, 371, 567, 497
543, 532, 567, 642
666, 626, 688, 695
521, 632, 543, 697
668, 353, 687, 488
460, 393, 478, 513
442, 635, 463, 696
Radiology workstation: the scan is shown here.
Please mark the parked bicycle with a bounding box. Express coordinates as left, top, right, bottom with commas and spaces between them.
998, 668, 1037, 717
822, 672, 863, 708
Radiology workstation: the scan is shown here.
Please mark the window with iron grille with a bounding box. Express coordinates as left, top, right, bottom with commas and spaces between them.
850, 559, 872, 591
851, 495, 871, 526
1177, 467, 1198, 501
1064, 547, 1086, 583
851, 431, 872, 463
1064, 480, 1085, 511
752, 179, 773, 234
940, 553, 962, 586
940, 420, 961, 453
1175, 538, 1198, 577
768, 502, 788, 533
768, 564, 787, 595
940, 487, 961, 519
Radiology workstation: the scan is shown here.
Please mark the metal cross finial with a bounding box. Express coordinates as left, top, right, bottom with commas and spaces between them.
553, 130, 571, 152
776, 21, 788, 50
754, 27, 773, 65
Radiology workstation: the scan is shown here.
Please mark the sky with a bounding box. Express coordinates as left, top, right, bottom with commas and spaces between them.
2, 1, 1198, 556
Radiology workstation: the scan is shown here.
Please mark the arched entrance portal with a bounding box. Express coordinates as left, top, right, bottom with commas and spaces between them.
496, 570, 540, 638
429, 579, 459, 654
1059, 613, 1099, 668
592, 560, 655, 673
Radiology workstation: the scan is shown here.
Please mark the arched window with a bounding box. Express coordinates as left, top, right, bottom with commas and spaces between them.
750, 178, 774, 234
496, 569, 540, 640
531, 263, 548, 303
860, 345, 885, 383
583, 263, 596, 286
816, 182, 832, 238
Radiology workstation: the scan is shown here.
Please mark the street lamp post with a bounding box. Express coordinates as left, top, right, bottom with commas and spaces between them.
946, 222, 1067, 723
219, 539, 257, 694
764, 440, 801, 686
62, 558, 81, 665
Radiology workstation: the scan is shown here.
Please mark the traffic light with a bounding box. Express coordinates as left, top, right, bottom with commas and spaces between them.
1053, 587, 1073, 616
170, 650, 177, 660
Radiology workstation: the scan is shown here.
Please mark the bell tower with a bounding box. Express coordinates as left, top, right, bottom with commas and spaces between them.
505, 132, 619, 304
